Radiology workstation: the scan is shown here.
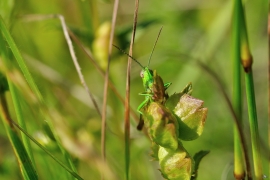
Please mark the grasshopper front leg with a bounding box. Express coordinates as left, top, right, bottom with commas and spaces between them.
137, 93, 152, 130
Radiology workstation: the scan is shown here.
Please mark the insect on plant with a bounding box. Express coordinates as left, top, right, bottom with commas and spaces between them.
113, 27, 172, 130
114, 28, 208, 180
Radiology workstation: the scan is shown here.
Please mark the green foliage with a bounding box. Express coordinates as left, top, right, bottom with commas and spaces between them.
191, 150, 210, 180
0, 0, 267, 180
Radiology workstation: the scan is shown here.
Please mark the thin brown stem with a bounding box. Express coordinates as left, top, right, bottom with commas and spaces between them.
124, 1, 139, 179
68, 29, 143, 125
22, 14, 101, 116
68, 25, 150, 137
101, 0, 119, 178
197, 61, 252, 179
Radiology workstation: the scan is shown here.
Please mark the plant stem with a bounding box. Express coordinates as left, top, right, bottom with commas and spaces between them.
101, 0, 119, 179
124, 1, 139, 179
232, 0, 245, 178
238, 0, 263, 178
245, 70, 263, 179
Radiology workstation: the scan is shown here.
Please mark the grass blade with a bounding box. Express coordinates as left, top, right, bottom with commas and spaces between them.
1, 14, 81, 179
0, 94, 38, 180
0, 22, 35, 166
8, 79, 36, 166
11, 120, 83, 180
0, 15, 44, 104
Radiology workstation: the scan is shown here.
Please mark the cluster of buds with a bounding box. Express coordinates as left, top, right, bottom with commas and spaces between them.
141, 70, 208, 180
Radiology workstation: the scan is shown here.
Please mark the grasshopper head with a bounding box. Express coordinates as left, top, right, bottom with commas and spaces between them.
140, 67, 154, 91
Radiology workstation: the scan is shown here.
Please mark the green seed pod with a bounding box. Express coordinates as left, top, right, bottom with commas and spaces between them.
159, 142, 193, 180
173, 94, 208, 141
92, 22, 111, 70
145, 102, 179, 150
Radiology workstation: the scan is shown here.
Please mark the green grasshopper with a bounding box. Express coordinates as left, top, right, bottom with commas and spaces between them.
113, 28, 172, 130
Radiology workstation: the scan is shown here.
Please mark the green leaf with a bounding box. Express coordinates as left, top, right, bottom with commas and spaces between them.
181, 83, 193, 95
166, 93, 182, 111
166, 83, 192, 110
173, 94, 208, 141
158, 142, 193, 180
191, 150, 210, 180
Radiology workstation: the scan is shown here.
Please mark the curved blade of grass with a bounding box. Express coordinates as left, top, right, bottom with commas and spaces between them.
1, 14, 80, 178
0, 21, 37, 180
11, 121, 83, 180
0, 15, 44, 105
0, 26, 35, 166
8, 80, 36, 165
0, 94, 38, 180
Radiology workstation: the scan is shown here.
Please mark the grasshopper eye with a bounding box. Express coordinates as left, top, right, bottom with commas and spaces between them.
140, 70, 144, 78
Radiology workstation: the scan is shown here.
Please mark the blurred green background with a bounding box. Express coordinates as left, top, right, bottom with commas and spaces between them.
0, 0, 268, 179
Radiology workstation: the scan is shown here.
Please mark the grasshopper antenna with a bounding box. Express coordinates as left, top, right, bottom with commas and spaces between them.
147, 26, 163, 67
113, 44, 144, 68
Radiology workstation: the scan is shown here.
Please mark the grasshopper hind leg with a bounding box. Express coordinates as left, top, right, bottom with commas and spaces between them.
137, 114, 144, 130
